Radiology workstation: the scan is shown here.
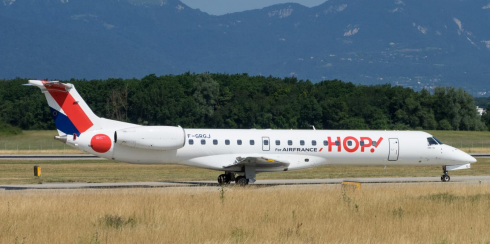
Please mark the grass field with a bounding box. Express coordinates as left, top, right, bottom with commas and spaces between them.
0, 130, 84, 154
0, 130, 489, 154
1, 158, 490, 185
1, 183, 490, 243
428, 130, 490, 150
1, 132, 489, 243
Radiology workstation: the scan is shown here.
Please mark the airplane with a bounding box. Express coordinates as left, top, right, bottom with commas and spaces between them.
27, 80, 477, 185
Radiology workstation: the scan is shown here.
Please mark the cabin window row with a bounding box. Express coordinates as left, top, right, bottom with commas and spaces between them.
188, 139, 378, 146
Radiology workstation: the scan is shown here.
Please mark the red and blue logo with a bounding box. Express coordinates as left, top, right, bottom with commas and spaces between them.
46, 85, 93, 136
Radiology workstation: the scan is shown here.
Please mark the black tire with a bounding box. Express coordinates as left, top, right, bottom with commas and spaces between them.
236, 176, 248, 186
443, 175, 450, 182
217, 174, 226, 185
225, 174, 234, 183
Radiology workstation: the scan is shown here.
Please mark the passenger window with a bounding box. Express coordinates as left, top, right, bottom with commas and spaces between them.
427, 137, 438, 146
201, 139, 206, 145
250, 140, 255, 145
312, 140, 317, 146
213, 139, 218, 145
360, 141, 364, 146
264, 140, 269, 145
276, 140, 280, 145
347, 141, 352, 146
225, 139, 230, 145
288, 140, 293, 146
300, 140, 305, 146
323, 140, 328, 146
237, 140, 242, 145
372, 141, 377, 146
189, 139, 194, 145
335, 141, 340, 146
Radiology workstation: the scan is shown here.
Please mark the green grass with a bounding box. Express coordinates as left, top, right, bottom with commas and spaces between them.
426, 130, 490, 149
1, 158, 489, 185
0, 130, 70, 151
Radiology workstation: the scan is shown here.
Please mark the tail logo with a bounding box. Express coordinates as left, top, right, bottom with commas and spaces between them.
44, 83, 93, 136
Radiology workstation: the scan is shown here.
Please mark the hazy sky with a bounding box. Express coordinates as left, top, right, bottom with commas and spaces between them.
180, 0, 326, 15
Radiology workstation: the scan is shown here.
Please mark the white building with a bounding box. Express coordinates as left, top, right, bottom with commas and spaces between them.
477, 106, 486, 116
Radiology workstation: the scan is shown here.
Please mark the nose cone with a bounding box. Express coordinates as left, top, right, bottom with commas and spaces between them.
456, 150, 477, 164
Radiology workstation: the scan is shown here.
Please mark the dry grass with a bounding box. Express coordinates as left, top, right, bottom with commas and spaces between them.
1, 183, 490, 243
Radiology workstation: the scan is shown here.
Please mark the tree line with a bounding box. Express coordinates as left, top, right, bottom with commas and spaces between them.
0, 73, 489, 133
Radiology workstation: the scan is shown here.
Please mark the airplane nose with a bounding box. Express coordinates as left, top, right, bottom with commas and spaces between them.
458, 150, 477, 164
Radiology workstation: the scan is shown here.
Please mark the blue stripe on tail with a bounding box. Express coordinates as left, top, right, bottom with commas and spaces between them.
49, 107, 80, 136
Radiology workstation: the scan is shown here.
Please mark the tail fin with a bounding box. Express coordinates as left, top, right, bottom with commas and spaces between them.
29, 80, 101, 136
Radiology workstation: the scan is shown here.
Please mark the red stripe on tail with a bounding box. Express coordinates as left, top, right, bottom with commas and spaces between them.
48, 90, 93, 133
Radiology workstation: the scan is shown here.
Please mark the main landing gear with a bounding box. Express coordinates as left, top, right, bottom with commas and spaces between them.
217, 172, 253, 186
235, 176, 249, 186
217, 172, 234, 185
441, 166, 450, 182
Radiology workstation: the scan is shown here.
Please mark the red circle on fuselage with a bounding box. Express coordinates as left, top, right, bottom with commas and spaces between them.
91, 134, 112, 153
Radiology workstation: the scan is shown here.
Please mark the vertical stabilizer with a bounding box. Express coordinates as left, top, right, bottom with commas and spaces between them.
28, 80, 101, 136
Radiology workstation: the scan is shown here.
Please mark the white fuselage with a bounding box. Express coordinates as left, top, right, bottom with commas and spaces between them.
27, 80, 476, 183
73, 128, 476, 172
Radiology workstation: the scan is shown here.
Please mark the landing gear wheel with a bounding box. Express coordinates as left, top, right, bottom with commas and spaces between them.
218, 174, 228, 185
441, 174, 450, 182
440, 166, 450, 182
235, 176, 249, 186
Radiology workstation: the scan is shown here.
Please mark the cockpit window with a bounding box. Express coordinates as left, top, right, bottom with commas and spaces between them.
433, 137, 443, 145
427, 137, 438, 146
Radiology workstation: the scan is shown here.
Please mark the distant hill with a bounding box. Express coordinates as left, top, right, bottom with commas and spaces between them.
1, 0, 490, 95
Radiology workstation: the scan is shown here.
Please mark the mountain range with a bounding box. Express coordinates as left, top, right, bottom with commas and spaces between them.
1, 0, 490, 95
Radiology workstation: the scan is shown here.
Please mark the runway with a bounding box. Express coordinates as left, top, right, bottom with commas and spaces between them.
2, 176, 490, 190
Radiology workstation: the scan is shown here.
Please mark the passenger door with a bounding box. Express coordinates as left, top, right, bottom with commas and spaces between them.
388, 138, 399, 161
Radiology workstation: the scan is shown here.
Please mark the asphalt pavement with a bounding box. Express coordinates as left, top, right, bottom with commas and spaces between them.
2, 176, 490, 190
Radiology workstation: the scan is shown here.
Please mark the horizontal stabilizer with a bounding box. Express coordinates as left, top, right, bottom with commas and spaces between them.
28, 80, 73, 91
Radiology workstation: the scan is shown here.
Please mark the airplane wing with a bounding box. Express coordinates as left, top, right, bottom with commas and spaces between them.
223, 156, 290, 171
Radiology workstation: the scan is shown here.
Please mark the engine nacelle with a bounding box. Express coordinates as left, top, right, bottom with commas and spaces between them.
114, 126, 185, 150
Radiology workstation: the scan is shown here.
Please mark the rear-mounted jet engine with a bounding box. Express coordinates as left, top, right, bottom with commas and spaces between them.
114, 126, 185, 150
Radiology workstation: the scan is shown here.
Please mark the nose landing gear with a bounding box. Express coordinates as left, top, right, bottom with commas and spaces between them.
441, 166, 450, 182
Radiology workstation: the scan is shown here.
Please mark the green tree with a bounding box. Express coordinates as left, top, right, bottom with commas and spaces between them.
193, 74, 219, 124
481, 104, 490, 131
